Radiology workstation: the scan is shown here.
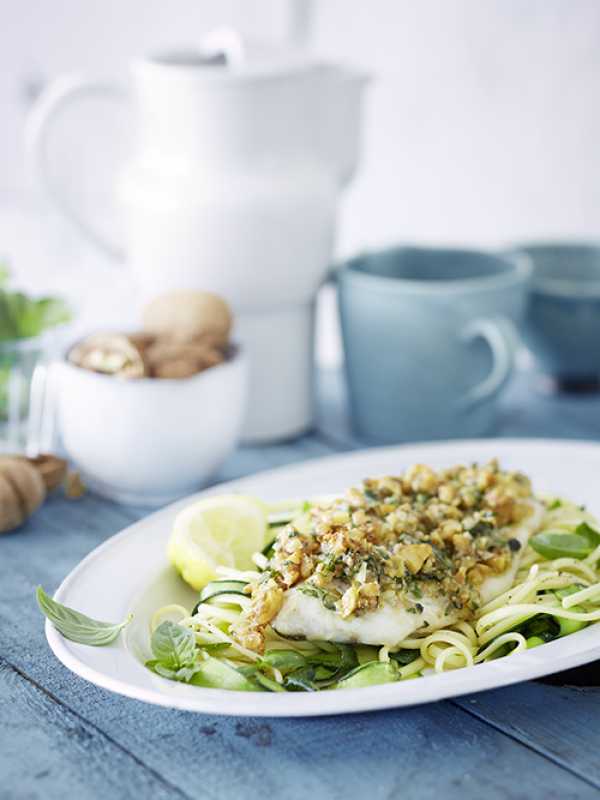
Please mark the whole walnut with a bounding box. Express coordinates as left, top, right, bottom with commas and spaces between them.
142, 291, 232, 346
144, 342, 224, 379
0, 458, 46, 533
0, 455, 72, 533
69, 333, 146, 378
20, 454, 68, 492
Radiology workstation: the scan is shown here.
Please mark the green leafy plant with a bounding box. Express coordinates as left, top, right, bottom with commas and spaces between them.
36, 586, 132, 645
0, 263, 71, 342
0, 265, 72, 420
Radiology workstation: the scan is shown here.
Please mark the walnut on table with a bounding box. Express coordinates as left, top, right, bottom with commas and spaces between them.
0, 454, 73, 534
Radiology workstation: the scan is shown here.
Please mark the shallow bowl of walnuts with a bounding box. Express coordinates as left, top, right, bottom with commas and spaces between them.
55, 291, 247, 506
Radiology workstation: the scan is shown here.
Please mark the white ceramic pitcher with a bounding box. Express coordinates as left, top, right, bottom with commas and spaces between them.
26, 32, 368, 442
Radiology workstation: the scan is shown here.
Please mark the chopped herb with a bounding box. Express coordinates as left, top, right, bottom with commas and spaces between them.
297, 584, 337, 611
389, 649, 420, 666
470, 520, 494, 537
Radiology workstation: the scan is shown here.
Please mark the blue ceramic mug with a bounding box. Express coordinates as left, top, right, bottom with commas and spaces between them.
512, 243, 600, 389
337, 246, 532, 443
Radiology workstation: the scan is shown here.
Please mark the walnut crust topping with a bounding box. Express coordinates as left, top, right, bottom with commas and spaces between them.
232, 460, 534, 653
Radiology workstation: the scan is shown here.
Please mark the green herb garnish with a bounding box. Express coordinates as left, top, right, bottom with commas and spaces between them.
36, 586, 132, 646
150, 620, 196, 670
389, 649, 420, 666
530, 522, 600, 560
297, 583, 338, 610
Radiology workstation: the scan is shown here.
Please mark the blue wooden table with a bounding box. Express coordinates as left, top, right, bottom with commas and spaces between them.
3, 368, 600, 800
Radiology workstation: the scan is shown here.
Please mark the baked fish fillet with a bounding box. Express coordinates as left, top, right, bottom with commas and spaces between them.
272, 500, 544, 648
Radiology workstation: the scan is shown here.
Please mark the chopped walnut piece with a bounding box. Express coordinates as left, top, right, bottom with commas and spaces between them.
451, 533, 472, 554
468, 563, 494, 585
340, 585, 358, 618
397, 543, 433, 574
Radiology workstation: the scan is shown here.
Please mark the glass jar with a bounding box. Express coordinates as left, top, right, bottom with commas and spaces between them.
0, 332, 57, 453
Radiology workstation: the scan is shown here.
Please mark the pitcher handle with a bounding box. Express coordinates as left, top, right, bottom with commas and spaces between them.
460, 316, 518, 408
25, 74, 128, 261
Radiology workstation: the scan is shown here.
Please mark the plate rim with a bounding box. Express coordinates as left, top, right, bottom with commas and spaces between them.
46, 437, 600, 717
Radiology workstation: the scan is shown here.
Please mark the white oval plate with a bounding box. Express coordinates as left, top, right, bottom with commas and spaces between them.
47, 439, 600, 717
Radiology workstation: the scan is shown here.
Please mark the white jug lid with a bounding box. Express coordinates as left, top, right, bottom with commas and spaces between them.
141, 28, 318, 82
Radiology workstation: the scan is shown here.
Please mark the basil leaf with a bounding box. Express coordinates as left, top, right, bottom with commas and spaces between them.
575, 522, 600, 548
389, 649, 420, 666
313, 665, 338, 680
335, 643, 358, 672
150, 621, 197, 669
145, 659, 202, 683
36, 586, 132, 646
529, 531, 594, 560
284, 666, 318, 692
150, 662, 177, 680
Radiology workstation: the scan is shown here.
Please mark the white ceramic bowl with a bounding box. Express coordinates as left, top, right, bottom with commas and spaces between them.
55, 347, 247, 506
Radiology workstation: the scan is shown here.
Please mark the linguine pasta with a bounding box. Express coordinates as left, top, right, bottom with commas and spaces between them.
149, 493, 600, 691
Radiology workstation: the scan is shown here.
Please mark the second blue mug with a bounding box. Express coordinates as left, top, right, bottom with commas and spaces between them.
512, 242, 600, 389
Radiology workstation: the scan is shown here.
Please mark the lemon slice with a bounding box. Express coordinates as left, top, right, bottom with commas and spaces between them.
167, 495, 267, 590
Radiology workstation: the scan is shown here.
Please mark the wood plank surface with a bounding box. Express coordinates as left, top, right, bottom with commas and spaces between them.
3, 369, 600, 799
0, 658, 187, 800
454, 681, 600, 787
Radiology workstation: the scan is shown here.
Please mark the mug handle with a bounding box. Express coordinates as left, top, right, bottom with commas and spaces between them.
460, 315, 518, 408
25, 74, 128, 262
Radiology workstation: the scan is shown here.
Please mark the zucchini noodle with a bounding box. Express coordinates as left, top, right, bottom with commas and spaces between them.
149, 496, 600, 691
